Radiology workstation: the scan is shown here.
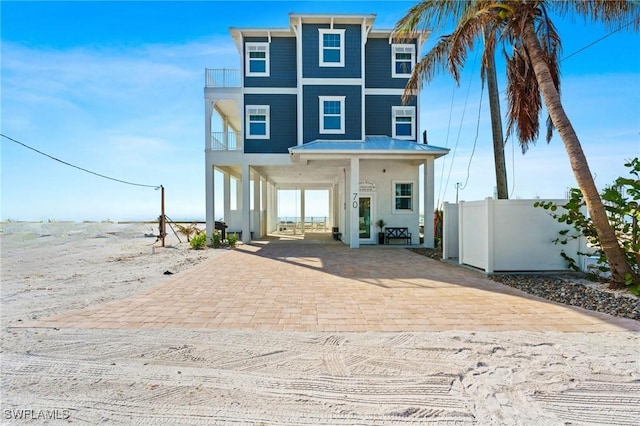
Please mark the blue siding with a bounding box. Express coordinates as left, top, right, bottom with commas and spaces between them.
365, 38, 417, 89
303, 85, 361, 143
244, 94, 297, 153
244, 37, 297, 88
302, 24, 361, 79
365, 95, 418, 140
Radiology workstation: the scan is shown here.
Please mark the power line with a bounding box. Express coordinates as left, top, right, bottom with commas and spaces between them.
460, 82, 484, 190
1, 133, 159, 189
561, 19, 639, 63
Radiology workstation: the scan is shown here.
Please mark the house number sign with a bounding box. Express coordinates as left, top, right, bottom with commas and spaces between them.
359, 180, 376, 193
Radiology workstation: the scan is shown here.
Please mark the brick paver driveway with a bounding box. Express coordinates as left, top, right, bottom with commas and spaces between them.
28, 240, 639, 332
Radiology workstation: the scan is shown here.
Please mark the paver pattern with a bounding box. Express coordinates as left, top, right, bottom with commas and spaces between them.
25, 240, 639, 332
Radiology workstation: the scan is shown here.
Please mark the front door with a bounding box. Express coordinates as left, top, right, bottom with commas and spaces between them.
359, 195, 374, 243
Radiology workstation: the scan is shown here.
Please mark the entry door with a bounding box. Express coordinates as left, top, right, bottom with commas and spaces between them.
359, 195, 374, 243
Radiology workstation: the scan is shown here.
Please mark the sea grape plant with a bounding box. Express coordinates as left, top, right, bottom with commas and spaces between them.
535, 158, 639, 294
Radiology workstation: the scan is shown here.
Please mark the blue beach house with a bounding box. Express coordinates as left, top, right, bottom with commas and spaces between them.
205, 13, 449, 248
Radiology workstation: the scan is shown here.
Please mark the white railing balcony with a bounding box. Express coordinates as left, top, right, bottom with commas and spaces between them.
210, 131, 241, 151
205, 68, 241, 88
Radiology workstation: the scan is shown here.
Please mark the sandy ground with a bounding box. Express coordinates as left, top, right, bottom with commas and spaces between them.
1, 222, 639, 425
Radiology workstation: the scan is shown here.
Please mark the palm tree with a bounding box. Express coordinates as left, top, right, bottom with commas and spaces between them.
395, 0, 639, 286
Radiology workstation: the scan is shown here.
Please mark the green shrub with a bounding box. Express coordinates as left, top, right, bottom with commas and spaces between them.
211, 231, 222, 248
227, 232, 238, 248
190, 231, 207, 250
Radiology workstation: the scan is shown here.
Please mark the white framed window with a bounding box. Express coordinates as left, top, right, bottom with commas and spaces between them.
392, 106, 416, 140
245, 42, 269, 77
318, 29, 345, 67
392, 44, 415, 78
246, 105, 270, 139
393, 181, 414, 212
319, 96, 345, 134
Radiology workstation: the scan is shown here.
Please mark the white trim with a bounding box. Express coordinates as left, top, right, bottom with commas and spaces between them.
246, 105, 270, 139
243, 87, 298, 95
392, 106, 416, 140
364, 88, 407, 96
318, 28, 345, 67
319, 96, 345, 134
245, 42, 270, 77
302, 78, 362, 85
392, 180, 416, 213
294, 17, 303, 146
391, 44, 415, 78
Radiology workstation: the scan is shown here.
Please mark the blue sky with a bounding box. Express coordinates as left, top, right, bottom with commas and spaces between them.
1, 0, 638, 221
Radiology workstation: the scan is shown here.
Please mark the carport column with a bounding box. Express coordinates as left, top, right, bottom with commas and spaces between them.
261, 176, 268, 236
253, 172, 261, 239
242, 164, 251, 244
300, 189, 306, 235
423, 157, 435, 248
223, 173, 231, 224
206, 162, 215, 241
350, 157, 360, 248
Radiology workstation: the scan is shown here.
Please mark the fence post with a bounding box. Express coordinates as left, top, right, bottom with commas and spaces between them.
485, 197, 494, 274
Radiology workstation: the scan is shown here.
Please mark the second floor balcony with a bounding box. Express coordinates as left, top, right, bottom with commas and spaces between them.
205, 68, 241, 88
210, 131, 241, 151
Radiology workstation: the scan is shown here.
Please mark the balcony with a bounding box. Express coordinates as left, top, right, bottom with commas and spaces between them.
205, 68, 241, 88
210, 131, 241, 151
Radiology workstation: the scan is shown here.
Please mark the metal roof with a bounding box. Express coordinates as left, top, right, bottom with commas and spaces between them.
289, 136, 450, 158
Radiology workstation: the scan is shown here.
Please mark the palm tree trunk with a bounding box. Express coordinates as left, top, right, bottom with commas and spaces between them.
486, 42, 509, 199
522, 21, 637, 286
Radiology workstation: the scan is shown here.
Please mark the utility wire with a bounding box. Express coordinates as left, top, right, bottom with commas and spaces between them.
561, 19, 639, 63
1, 133, 159, 189
460, 82, 484, 190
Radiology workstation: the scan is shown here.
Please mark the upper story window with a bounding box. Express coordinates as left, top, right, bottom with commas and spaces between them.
246, 105, 270, 139
319, 29, 345, 67
319, 96, 345, 134
392, 106, 416, 140
394, 181, 414, 212
245, 43, 269, 77
392, 44, 415, 78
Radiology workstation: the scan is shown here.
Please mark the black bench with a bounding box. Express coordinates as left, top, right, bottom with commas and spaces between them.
385, 227, 412, 245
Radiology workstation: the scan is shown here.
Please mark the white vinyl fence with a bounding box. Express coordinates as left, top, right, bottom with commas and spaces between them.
443, 198, 588, 273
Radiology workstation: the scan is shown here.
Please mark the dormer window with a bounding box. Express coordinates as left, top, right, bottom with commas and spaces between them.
245, 43, 269, 77
392, 44, 415, 78
319, 29, 345, 67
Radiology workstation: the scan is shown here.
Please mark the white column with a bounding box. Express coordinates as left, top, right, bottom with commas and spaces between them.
423, 157, 435, 248
261, 177, 267, 236
300, 189, 306, 235
223, 173, 231, 223
242, 164, 251, 244
253, 172, 261, 238
350, 157, 360, 248
205, 162, 215, 241
205, 101, 212, 151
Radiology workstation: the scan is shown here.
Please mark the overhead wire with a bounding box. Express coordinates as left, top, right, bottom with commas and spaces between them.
440, 47, 480, 204
1, 133, 159, 189
448, 18, 636, 201
460, 82, 484, 190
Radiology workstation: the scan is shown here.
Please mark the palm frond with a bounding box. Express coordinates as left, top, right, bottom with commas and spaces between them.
394, 0, 473, 35
505, 46, 542, 153
402, 34, 453, 104
552, 0, 640, 32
